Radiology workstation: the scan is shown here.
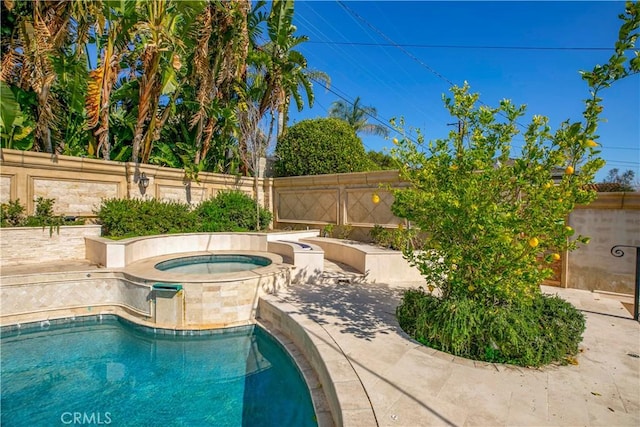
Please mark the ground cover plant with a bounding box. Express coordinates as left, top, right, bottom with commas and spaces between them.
96, 191, 270, 239
0, 197, 83, 234
393, 2, 639, 367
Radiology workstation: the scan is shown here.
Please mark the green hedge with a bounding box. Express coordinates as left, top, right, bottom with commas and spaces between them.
194, 190, 272, 232
96, 198, 195, 239
96, 191, 271, 238
1, 198, 84, 230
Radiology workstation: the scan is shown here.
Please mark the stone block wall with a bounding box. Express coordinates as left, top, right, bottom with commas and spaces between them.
273, 170, 409, 240
0, 149, 257, 218
0, 225, 102, 267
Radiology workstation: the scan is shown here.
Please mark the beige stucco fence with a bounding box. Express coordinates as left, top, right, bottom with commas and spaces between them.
0, 149, 268, 217
1, 149, 638, 294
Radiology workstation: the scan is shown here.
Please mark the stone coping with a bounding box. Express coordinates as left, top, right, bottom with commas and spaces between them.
257, 319, 335, 427
258, 296, 377, 427
85, 232, 270, 268
266, 229, 321, 241
302, 237, 423, 283
123, 250, 286, 284
267, 240, 325, 284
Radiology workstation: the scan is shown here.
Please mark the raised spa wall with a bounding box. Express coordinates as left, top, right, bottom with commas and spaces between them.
82, 233, 301, 329
1, 233, 320, 329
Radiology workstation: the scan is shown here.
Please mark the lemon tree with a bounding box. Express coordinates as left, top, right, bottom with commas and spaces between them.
393, 2, 639, 366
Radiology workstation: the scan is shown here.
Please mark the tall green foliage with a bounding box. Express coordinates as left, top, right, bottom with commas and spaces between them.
0, 0, 323, 179
393, 1, 639, 366
274, 118, 370, 176
194, 190, 272, 232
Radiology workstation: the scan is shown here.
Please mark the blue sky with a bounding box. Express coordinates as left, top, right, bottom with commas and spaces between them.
287, 1, 639, 182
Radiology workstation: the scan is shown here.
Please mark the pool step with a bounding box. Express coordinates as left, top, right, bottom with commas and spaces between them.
320, 259, 366, 284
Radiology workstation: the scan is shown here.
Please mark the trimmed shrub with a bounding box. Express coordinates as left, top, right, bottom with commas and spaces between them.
96, 192, 271, 238
396, 288, 585, 367
274, 118, 370, 177
96, 198, 195, 238
194, 190, 271, 232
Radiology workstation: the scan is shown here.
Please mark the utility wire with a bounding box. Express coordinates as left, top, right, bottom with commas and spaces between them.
306, 41, 625, 51
335, 0, 550, 133
336, 1, 456, 87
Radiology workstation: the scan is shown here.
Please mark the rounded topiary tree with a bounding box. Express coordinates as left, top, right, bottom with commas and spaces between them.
274, 118, 370, 176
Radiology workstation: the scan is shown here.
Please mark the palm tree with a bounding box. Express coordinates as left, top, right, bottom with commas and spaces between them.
130, 0, 203, 165
188, 0, 250, 166
329, 96, 389, 137
85, 0, 137, 160
1, 0, 74, 153
253, 0, 328, 138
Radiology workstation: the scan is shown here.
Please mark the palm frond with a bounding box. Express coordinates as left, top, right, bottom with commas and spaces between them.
85, 66, 103, 128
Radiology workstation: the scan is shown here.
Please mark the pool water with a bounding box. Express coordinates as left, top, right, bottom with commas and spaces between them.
1, 319, 317, 426
155, 254, 272, 274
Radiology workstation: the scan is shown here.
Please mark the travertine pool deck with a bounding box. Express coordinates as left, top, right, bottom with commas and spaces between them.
262, 280, 640, 427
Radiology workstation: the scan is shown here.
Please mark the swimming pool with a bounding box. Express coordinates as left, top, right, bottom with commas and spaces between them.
155, 254, 272, 274
1, 317, 317, 426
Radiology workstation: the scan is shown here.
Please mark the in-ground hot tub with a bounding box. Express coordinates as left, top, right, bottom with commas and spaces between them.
155, 254, 272, 274
124, 251, 290, 329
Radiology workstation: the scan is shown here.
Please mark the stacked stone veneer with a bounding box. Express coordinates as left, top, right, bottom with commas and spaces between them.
1, 232, 293, 328
0, 225, 101, 267
0, 271, 151, 326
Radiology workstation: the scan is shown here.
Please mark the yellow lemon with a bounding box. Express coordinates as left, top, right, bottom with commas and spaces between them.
586, 140, 598, 148
543, 182, 552, 189
565, 226, 574, 236
392, 138, 399, 145
552, 253, 561, 261
468, 285, 475, 292
528, 237, 539, 248
565, 165, 575, 175
371, 193, 380, 204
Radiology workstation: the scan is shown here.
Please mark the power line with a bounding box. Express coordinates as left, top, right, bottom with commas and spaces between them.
296, 8, 440, 125
306, 41, 624, 52
335, 1, 535, 132
336, 1, 456, 87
